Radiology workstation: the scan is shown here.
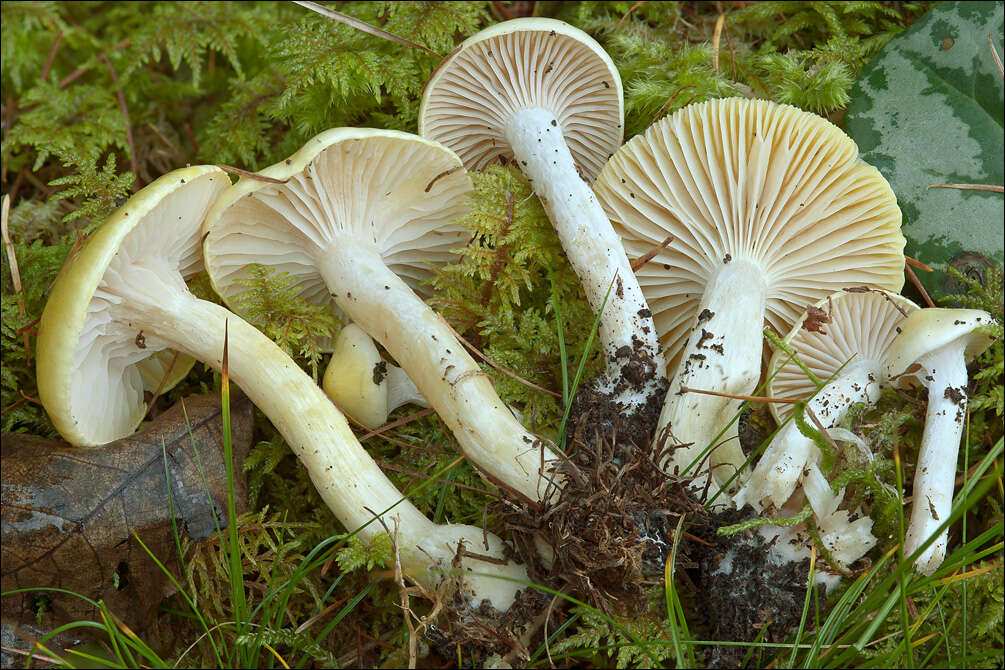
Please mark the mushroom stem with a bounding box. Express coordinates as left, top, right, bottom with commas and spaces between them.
119, 287, 528, 608
903, 340, 969, 575
504, 107, 664, 407
319, 238, 559, 504
735, 360, 881, 512
659, 258, 766, 491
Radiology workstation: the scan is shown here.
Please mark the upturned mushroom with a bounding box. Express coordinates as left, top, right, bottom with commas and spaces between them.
35, 165, 529, 610
735, 288, 919, 513
593, 98, 906, 493
322, 323, 428, 431
884, 308, 996, 574
419, 18, 665, 412
202, 128, 558, 504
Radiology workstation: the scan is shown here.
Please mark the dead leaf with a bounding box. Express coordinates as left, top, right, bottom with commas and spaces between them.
1, 393, 253, 644
801, 306, 831, 334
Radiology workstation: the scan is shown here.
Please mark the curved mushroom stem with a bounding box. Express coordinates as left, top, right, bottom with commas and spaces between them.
658, 258, 766, 494
903, 340, 969, 575
504, 108, 665, 409
735, 360, 882, 512
320, 238, 559, 504
122, 288, 528, 610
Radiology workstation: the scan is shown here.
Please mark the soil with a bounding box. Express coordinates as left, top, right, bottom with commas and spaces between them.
694, 509, 821, 669
491, 344, 719, 616
430, 586, 550, 666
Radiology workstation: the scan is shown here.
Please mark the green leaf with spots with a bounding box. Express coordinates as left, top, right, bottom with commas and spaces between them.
845, 1, 1003, 297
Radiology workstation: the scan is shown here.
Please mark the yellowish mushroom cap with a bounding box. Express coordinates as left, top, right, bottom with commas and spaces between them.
36, 166, 229, 445
322, 324, 388, 430
594, 97, 907, 377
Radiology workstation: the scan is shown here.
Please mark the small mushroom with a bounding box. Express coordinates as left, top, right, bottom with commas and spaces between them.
322, 323, 428, 431
735, 288, 919, 513
35, 166, 529, 610
203, 129, 558, 504
420, 18, 665, 409
594, 98, 906, 493
884, 308, 996, 574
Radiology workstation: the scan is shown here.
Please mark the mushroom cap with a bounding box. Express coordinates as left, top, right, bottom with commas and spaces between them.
202, 128, 470, 332
767, 288, 919, 423
885, 308, 996, 383
594, 97, 906, 376
322, 324, 388, 430
36, 166, 230, 446
419, 17, 623, 181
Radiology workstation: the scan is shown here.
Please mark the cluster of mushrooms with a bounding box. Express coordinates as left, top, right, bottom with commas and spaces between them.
35, 17, 996, 630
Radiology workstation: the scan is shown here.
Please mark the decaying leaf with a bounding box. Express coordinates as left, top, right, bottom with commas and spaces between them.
1, 393, 253, 645
802, 305, 831, 334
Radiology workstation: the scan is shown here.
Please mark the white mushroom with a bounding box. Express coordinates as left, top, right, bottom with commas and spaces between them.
202, 129, 558, 504
322, 323, 428, 431
885, 308, 996, 574
593, 98, 906, 494
420, 18, 665, 411
735, 288, 918, 513
35, 166, 529, 610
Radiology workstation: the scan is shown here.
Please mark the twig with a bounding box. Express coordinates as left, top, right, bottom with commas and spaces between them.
1, 194, 31, 359
40, 30, 64, 82
678, 384, 802, 404
614, 1, 646, 33
630, 235, 673, 271
142, 350, 182, 421
905, 263, 935, 308
990, 33, 1003, 79
358, 407, 437, 441
376, 460, 499, 498
927, 183, 1003, 193
804, 406, 840, 457
437, 313, 562, 398
215, 164, 290, 184
293, 1, 441, 56
904, 255, 933, 272
712, 13, 726, 74
97, 53, 139, 183
652, 85, 697, 125
0, 645, 64, 666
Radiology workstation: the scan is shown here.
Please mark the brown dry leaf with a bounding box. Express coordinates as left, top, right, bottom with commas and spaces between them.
1, 393, 253, 644
801, 306, 831, 334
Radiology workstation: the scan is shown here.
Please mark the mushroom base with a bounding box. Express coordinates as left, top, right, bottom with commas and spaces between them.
695, 511, 826, 668
492, 401, 714, 616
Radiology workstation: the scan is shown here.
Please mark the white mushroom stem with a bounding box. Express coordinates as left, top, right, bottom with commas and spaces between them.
903, 340, 970, 575
114, 276, 527, 609
734, 359, 881, 512
320, 238, 559, 504
658, 258, 766, 492
504, 108, 664, 406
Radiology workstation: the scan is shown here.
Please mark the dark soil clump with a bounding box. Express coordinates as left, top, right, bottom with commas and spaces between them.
429, 587, 550, 666
493, 347, 716, 615
694, 509, 822, 668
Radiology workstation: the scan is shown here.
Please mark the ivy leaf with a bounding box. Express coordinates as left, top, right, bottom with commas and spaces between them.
845, 1, 1004, 296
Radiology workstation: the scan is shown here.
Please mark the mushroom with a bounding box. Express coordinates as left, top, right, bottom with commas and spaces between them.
419, 18, 665, 411
322, 323, 428, 431
735, 288, 919, 513
35, 165, 529, 610
593, 98, 906, 493
884, 308, 996, 574
202, 128, 558, 504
